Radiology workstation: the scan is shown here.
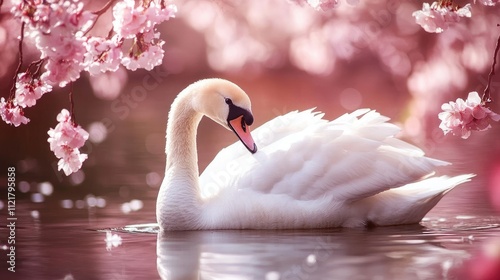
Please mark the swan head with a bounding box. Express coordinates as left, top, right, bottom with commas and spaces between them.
191, 78, 257, 154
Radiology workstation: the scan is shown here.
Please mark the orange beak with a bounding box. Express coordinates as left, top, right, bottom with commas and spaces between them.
228, 116, 257, 154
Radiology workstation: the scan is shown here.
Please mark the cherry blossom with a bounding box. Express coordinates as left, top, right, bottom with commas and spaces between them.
121, 30, 165, 71
113, 0, 176, 71
13, 0, 96, 87
412, 2, 472, 33
84, 35, 123, 76
10, 0, 51, 30
475, 0, 500, 6
112, 0, 177, 39
41, 58, 86, 87
290, 0, 338, 11
14, 72, 52, 108
438, 92, 500, 139
47, 109, 89, 175
0, 98, 30, 127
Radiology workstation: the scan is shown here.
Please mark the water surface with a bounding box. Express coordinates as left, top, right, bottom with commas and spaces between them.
2, 193, 499, 280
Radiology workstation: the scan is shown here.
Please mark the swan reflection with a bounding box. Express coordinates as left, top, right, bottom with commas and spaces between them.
156, 226, 470, 280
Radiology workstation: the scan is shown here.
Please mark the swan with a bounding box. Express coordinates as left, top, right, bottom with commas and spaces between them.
156, 78, 473, 231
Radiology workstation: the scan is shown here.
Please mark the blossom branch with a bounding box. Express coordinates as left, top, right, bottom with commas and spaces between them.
482, 29, 500, 104
84, 0, 118, 35
9, 22, 25, 99
93, 0, 118, 16
438, 29, 500, 138
30, 58, 46, 77
69, 83, 76, 125
2, 0, 177, 175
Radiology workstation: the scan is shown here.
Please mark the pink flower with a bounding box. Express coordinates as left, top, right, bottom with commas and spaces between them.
14, 72, 53, 108
290, 0, 338, 11
15, 1, 95, 87
475, 0, 499, 6
47, 109, 89, 175
112, 0, 148, 39
112, 0, 177, 39
42, 58, 85, 87
412, 2, 471, 33
438, 92, 500, 139
0, 98, 30, 127
121, 30, 165, 71
84, 35, 123, 75
10, 0, 51, 28
56, 146, 88, 176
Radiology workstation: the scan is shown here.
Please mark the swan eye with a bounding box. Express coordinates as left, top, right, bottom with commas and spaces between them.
225, 98, 233, 105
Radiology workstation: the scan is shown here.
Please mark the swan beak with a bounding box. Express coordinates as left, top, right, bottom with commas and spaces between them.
229, 116, 257, 154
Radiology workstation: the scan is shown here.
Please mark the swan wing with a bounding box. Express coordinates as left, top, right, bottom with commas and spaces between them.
199, 109, 448, 202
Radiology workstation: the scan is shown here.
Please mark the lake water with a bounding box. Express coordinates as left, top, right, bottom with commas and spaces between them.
1, 197, 499, 280
1, 74, 500, 279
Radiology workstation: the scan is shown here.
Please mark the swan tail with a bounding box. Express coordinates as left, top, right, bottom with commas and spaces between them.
358, 174, 475, 226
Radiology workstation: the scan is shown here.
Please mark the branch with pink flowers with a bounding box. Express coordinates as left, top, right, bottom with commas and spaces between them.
438, 32, 500, 139
0, 0, 177, 175
411, 1, 498, 33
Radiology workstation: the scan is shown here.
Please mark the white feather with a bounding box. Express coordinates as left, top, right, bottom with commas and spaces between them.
198, 109, 473, 229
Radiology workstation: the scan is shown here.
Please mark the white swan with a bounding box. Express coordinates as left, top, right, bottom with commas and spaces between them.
156, 78, 473, 231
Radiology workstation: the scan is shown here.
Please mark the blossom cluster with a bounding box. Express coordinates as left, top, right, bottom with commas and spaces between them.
0, 97, 30, 126
47, 109, 89, 176
412, 1, 499, 33
438, 92, 500, 139
15, 72, 53, 108
1, 0, 177, 176
9, 0, 176, 87
475, 0, 500, 6
291, 0, 338, 11
412, 2, 472, 33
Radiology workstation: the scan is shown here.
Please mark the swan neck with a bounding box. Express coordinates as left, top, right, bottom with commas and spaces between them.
158, 92, 203, 230
166, 99, 201, 172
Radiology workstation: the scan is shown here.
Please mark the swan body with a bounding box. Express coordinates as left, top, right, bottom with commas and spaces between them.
157, 78, 473, 231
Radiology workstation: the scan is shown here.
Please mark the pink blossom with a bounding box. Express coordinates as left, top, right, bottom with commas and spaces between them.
84, 35, 123, 75
112, 0, 147, 39
48, 109, 89, 175
112, 0, 177, 39
438, 92, 500, 139
122, 43, 165, 71
121, 31, 165, 71
56, 146, 88, 176
475, 0, 499, 6
412, 2, 471, 33
0, 98, 30, 127
10, 0, 51, 29
35, 28, 87, 60
15, 1, 95, 87
290, 0, 338, 11
14, 72, 53, 108
144, 1, 177, 27
306, 0, 338, 11
42, 58, 85, 87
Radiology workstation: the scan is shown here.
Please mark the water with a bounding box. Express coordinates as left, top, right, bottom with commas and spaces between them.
2, 200, 499, 279
2, 74, 500, 279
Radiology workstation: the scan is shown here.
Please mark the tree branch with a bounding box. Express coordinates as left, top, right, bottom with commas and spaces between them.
482, 28, 500, 104
9, 22, 25, 100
